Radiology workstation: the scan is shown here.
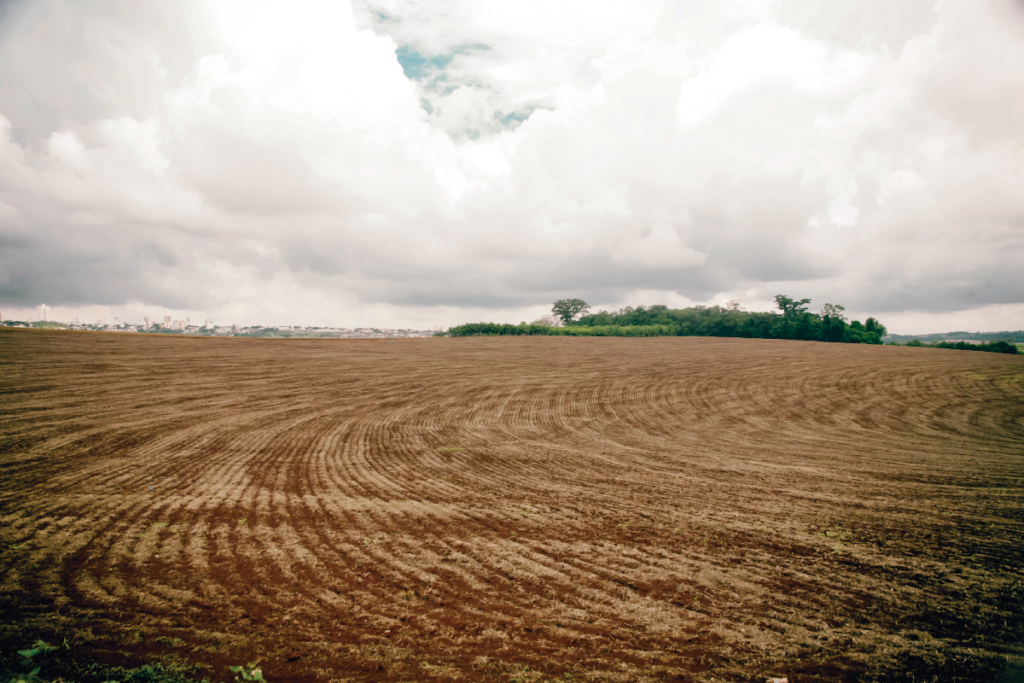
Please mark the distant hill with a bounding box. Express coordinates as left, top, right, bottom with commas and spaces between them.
883, 330, 1024, 344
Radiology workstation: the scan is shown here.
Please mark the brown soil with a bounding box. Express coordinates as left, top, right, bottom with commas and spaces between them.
1, 329, 1023, 682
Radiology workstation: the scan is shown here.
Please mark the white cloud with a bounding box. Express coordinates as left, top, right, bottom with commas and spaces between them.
677, 23, 867, 127
0, 0, 1022, 331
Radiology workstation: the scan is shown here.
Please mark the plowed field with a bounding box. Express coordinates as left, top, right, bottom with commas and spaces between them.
2, 329, 1023, 682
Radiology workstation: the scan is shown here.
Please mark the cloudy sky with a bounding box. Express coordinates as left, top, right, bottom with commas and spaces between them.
1, 0, 1022, 332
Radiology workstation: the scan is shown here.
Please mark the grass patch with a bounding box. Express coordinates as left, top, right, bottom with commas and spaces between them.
1, 641, 212, 683
83, 660, 208, 683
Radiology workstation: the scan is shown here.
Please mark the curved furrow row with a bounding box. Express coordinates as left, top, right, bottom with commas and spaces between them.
2, 332, 1023, 683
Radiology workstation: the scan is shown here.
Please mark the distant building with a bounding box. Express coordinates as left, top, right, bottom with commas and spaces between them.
37, 303, 50, 321
163, 315, 171, 327
144, 317, 150, 328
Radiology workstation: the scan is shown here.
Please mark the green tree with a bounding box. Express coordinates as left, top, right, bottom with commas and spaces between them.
820, 303, 846, 321
552, 299, 590, 325
865, 317, 887, 337
774, 295, 811, 318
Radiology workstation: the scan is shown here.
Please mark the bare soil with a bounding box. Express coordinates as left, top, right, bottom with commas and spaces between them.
1, 329, 1023, 682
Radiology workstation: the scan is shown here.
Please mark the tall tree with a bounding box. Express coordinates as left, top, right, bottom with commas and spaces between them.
820, 303, 847, 321
774, 295, 811, 318
865, 317, 887, 337
552, 299, 590, 325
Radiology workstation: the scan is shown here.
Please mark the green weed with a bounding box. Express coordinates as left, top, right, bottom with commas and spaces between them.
18, 641, 59, 661
229, 662, 265, 682
85, 660, 208, 683
5, 641, 67, 683
153, 637, 184, 646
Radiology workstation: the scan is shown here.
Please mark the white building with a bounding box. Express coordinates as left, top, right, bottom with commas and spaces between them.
37, 303, 50, 321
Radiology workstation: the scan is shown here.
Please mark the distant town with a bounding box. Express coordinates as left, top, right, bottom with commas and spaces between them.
0, 303, 444, 338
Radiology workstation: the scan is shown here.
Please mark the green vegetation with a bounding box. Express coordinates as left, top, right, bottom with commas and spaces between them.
5, 640, 61, 683
83, 661, 207, 683
448, 295, 888, 344
228, 664, 264, 682
140, 328, 185, 335
448, 296, 1019, 353
443, 322, 676, 337
233, 327, 336, 338
550, 299, 591, 325
892, 339, 1017, 354
1, 639, 238, 683
0, 321, 68, 329
884, 330, 1024, 344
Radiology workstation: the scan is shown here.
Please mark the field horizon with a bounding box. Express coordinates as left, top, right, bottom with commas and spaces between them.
1, 329, 1023, 682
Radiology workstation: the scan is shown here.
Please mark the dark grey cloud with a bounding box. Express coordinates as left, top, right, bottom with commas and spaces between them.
0, 228, 197, 308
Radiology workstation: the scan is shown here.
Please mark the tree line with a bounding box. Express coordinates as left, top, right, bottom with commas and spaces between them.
883, 330, 1024, 344
895, 339, 1017, 354
448, 295, 889, 344
447, 296, 1019, 353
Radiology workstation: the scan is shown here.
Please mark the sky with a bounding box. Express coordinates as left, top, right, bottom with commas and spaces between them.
0, 0, 1023, 333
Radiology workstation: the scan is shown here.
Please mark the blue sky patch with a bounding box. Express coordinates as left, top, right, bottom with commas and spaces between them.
395, 43, 491, 81
396, 46, 453, 80
496, 109, 534, 129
